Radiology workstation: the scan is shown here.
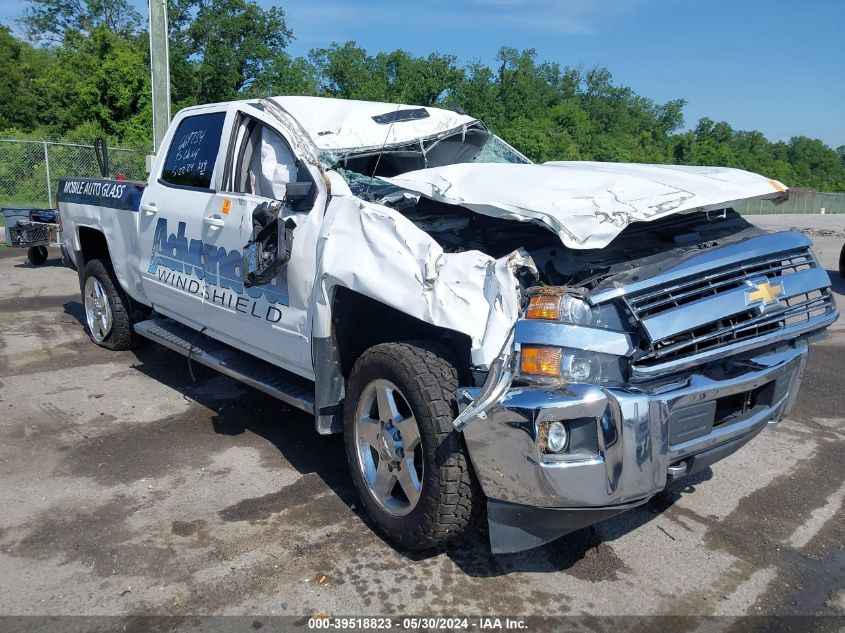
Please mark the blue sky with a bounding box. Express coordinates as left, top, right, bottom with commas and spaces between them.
3, 0, 843, 148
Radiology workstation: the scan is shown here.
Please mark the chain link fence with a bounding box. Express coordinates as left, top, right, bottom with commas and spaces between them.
734, 189, 845, 215
2, 138, 842, 220
0, 139, 148, 219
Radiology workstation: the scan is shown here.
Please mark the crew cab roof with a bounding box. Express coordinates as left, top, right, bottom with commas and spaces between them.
267, 96, 479, 153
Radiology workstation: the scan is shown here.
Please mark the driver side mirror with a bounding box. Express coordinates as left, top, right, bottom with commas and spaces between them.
283, 167, 316, 212
284, 181, 312, 204
242, 200, 296, 287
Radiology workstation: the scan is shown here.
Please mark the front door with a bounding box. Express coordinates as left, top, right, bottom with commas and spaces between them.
201, 112, 324, 375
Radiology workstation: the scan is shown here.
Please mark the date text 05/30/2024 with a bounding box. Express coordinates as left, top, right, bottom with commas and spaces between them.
307, 617, 528, 630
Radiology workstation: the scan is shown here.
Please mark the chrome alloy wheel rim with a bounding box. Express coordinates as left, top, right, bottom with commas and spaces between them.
354, 379, 424, 517
84, 276, 113, 343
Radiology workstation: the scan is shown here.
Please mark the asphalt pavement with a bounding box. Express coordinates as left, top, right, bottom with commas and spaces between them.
0, 215, 842, 624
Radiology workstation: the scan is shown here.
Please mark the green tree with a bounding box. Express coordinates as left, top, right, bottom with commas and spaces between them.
31, 26, 151, 144
449, 60, 501, 125
4, 8, 845, 193
169, 0, 292, 104
307, 43, 461, 104
248, 55, 319, 99
20, 0, 142, 43
0, 26, 50, 130
308, 41, 387, 100
787, 136, 845, 191
494, 48, 559, 121
377, 50, 462, 106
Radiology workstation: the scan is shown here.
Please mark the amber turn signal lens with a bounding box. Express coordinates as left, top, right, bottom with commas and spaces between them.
520, 346, 562, 377
526, 295, 561, 320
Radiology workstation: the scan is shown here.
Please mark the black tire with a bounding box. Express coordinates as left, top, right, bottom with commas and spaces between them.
81, 258, 148, 350
839, 242, 845, 278
344, 340, 483, 550
27, 245, 48, 265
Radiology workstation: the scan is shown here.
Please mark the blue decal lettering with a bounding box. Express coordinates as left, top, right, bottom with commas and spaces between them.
148, 217, 288, 305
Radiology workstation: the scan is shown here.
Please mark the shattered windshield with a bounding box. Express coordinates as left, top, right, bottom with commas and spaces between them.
324, 127, 530, 201
335, 168, 401, 202
469, 134, 530, 165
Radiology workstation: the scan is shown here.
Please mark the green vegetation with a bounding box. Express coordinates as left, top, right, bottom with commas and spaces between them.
2, 0, 844, 191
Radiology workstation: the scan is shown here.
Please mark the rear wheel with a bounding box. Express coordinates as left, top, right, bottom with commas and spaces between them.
27, 245, 48, 265
81, 259, 146, 350
839, 242, 844, 278
344, 341, 482, 550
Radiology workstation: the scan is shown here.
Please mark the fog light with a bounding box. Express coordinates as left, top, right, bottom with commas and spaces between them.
546, 421, 568, 453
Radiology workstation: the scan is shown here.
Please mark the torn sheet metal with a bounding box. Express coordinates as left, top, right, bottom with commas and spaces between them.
312, 195, 530, 366
385, 162, 788, 250
271, 96, 478, 153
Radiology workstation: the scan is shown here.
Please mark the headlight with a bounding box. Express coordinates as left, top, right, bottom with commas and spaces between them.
561, 349, 597, 382
525, 291, 630, 331
560, 295, 592, 325
519, 345, 626, 386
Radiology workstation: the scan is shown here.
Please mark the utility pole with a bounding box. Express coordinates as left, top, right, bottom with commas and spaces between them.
148, 0, 171, 156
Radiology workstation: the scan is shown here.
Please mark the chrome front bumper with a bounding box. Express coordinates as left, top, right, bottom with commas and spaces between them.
458, 342, 810, 552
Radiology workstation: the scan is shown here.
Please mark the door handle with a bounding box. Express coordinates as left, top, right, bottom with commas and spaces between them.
203, 216, 225, 228
140, 202, 157, 215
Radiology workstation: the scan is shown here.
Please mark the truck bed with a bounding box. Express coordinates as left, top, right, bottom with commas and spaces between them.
58, 177, 146, 211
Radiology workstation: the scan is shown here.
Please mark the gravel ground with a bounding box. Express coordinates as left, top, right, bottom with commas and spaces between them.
0, 215, 842, 624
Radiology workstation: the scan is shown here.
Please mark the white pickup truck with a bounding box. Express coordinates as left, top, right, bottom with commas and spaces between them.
58, 96, 837, 553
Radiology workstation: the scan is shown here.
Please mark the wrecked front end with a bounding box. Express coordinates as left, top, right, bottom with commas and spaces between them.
298, 99, 837, 554
322, 158, 837, 554
455, 225, 837, 554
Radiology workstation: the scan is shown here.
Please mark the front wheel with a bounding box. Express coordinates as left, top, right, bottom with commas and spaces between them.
839, 242, 845, 278
344, 341, 483, 550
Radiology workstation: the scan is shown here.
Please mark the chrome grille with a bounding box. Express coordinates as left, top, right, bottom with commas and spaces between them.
628, 247, 834, 368
628, 250, 814, 318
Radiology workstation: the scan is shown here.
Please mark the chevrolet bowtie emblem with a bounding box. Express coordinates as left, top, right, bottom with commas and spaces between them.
747, 279, 783, 305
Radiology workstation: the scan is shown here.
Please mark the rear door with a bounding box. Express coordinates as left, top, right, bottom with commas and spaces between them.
138, 108, 231, 326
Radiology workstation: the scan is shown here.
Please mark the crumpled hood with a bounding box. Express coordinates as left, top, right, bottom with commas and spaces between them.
385, 161, 788, 249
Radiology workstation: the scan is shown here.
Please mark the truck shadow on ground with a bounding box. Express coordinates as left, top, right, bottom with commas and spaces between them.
121, 340, 716, 577
433, 468, 713, 579
63, 300, 85, 325
127, 342, 362, 510
825, 269, 845, 295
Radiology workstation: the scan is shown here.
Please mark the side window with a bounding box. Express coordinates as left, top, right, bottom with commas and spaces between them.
231, 118, 299, 200
161, 112, 226, 189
